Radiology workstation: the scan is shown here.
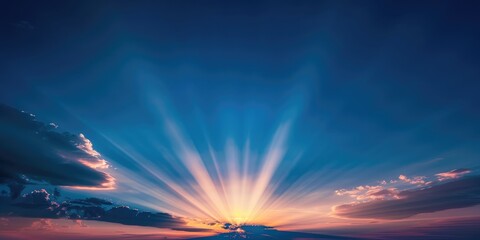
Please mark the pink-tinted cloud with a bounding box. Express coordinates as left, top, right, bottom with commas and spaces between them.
436, 168, 471, 181
76, 133, 110, 170
335, 185, 399, 201
27, 219, 55, 231
334, 175, 480, 219
398, 175, 431, 186
336, 168, 473, 205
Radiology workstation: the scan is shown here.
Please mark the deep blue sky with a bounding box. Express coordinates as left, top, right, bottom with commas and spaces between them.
1, 1, 480, 237
2, 0, 479, 173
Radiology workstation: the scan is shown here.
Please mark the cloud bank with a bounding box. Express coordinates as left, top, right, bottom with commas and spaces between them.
334, 175, 480, 219
0, 104, 201, 231
0, 188, 186, 229
0, 104, 114, 190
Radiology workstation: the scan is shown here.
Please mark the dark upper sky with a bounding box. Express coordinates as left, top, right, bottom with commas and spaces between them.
1, 0, 480, 238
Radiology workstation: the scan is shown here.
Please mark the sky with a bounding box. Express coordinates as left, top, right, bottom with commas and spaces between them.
1, 0, 480, 239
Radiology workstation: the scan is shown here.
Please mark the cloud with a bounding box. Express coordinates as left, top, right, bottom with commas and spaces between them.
335, 185, 399, 201
73, 219, 88, 227
0, 188, 187, 230
101, 206, 185, 228
436, 168, 471, 181
14, 189, 56, 208
171, 227, 213, 232
0, 189, 60, 219
335, 169, 473, 203
367, 188, 399, 200
334, 175, 480, 219
398, 175, 431, 186
0, 104, 114, 190
6, 182, 25, 199
69, 198, 113, 206
28, 219, 55, 231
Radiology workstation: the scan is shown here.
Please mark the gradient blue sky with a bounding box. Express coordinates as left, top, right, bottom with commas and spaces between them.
1, 1, 480, 239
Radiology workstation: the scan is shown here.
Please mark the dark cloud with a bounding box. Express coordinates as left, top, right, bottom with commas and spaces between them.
221, 222, 235, 230
14, 189, 55, 208
0, 189, 60, 219
0, 189, 187, 230
0, 104, 114, 190
101, 206, 184, 228
334, 176, 480, 219
69, 198, 113, 206
0, 104, 195, 232
171, 227, 213, 232
7, 182, 25, 199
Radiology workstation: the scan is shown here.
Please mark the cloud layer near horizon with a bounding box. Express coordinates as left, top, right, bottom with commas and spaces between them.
0, 188, 188, 229
0, 104, 114, 189
334, 175, 480, 219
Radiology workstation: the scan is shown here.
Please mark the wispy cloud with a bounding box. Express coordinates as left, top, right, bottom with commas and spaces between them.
436, 168, 471, 181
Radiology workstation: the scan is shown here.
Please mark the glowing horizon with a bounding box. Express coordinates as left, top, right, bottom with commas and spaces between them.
97, 91, 306, 227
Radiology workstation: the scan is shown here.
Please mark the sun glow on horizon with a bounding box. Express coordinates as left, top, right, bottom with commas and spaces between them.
129, 119, 295, 226
89, 89, 333, 229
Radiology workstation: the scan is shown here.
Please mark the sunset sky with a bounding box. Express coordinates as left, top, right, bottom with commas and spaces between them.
1, 1, 480, 239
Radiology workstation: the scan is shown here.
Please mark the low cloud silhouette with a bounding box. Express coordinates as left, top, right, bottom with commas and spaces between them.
0, 105, 196, 231
0, 188, 186, 229
334, 176, 480, 219
69, 197, 113, 206
0, 189, 60, 219
0, 104, 114, 191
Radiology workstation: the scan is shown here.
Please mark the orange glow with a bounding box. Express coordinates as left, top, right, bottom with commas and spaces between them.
68, 175, 116, 190
103, 116, 343, 231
